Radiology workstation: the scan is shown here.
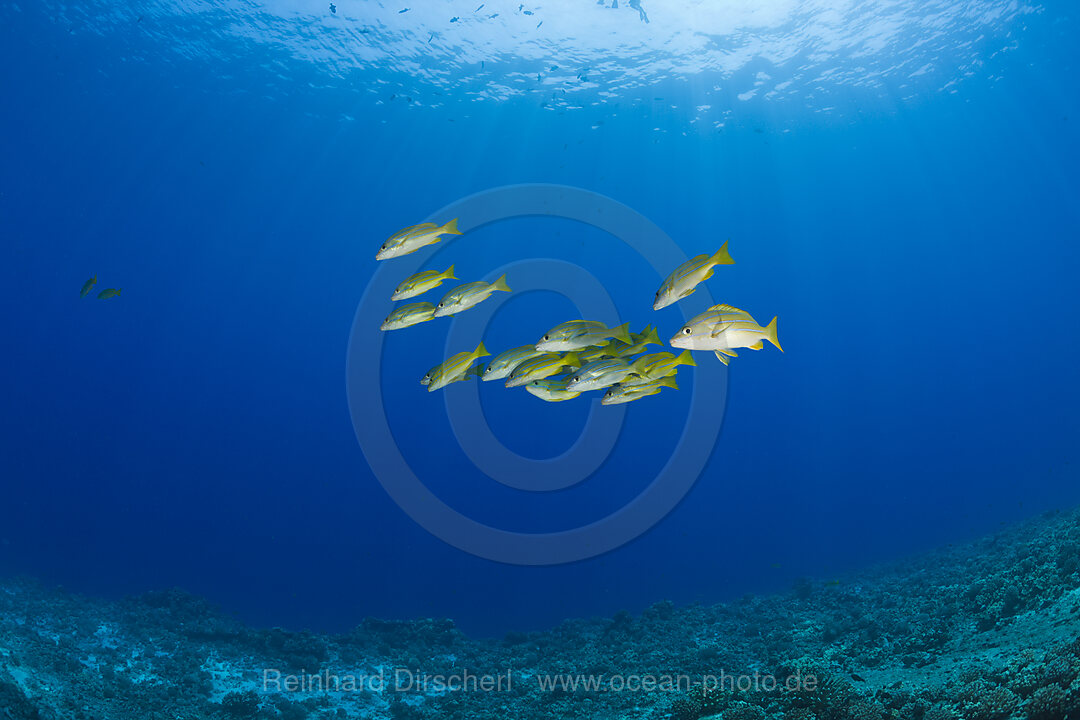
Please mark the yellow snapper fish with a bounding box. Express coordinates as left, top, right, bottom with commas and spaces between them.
433, 275, 511, 317
80, 276, 97, 298
623, 350, 696, 386
669, 304, 781, 364
535, 320, 632, 352
482, 345, 545, 382
428, 341, 490, 391
525, 377, 581, 403
380, 302, 437, 331
505, 352, 582, 388
376, 218, 462, 260
97, 288, 122, 299
653, 241, 735, 310
564, 357, 635, 393
602, 376, 678, 405
391, 265, 456, 301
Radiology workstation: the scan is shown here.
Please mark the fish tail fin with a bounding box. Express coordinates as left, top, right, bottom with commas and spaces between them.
711, 240, 735, 266
714, 350, 730, 365
610, 322, 632, 345
677, 349, 696, 367
441, 217, 463, 235
474, 341, 490, 358
644, 326, 661, 346
491, 274, 511, 292
444, 264, 457, 279
765, 316, 782, 352
564, 352, 582, 369
659, 375, 678, 390
629, 356, 647, 375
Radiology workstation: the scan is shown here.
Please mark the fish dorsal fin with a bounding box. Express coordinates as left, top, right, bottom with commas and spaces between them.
716, 304, 750, 317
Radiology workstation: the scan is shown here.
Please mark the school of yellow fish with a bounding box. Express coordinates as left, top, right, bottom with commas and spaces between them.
377, 219, 781, 404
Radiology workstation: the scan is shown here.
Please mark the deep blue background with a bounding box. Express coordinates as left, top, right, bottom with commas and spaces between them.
1, 3, 1078, 636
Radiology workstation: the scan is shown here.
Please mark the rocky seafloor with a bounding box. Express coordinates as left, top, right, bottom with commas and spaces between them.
3, 507, 1080, 720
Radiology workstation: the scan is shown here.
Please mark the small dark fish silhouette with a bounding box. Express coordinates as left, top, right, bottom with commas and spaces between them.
399, 8, 410, 13
524, 10, 533, 15
550, 65, 558, 71
329, 2, 336, 13
537, 20, 542, 27
475, 3, 484, 10
79, 276, 97, 298
851, 674, 865, 682
450, 16, 459, 22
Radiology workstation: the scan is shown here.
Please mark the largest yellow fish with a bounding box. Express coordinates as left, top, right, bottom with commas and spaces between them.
669, 304, 781, 364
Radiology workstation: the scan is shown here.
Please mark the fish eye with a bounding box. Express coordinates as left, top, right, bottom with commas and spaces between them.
543, 335, 549, 341
573, 376, 580, 382
682, 327, 692, 335
437, 303, 444, 308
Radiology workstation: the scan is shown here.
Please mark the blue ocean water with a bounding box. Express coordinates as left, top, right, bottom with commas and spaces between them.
0, 0, 1077, 639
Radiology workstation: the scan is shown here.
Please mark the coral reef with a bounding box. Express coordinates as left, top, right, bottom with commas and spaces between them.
0, 507, 1079, 720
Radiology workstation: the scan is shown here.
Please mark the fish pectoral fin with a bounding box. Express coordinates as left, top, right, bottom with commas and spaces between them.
718, 348, 738, 357
678, 287, 696, 299
713, 350, 730, 365
709, 321, 735, 338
